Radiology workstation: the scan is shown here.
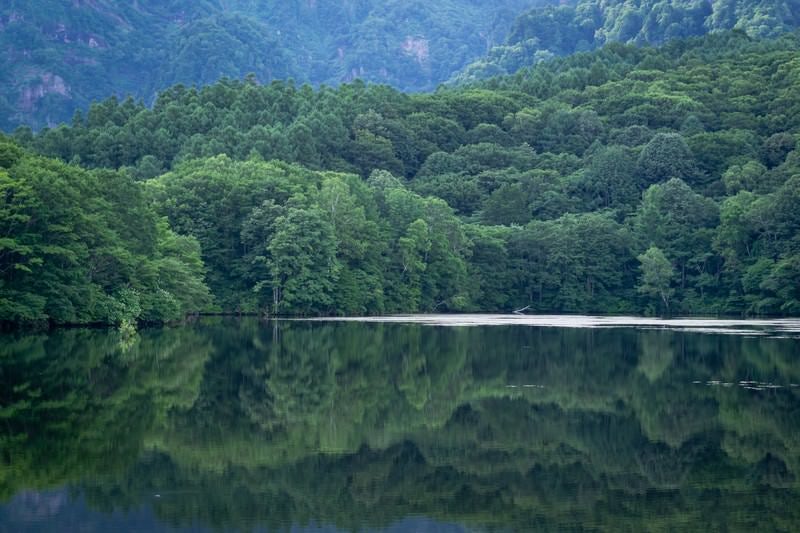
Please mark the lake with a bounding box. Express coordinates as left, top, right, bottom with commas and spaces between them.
1, 315, 799, 531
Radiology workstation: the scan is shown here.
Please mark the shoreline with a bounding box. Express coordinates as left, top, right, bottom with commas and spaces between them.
4, 312, 800, 335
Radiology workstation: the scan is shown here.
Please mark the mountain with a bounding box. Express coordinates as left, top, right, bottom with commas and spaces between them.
451, 0, 800, 84
4, 30, 800, 323
0, 0, 559, 130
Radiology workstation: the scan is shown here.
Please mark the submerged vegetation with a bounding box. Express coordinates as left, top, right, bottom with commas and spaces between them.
2, 31, 800, 324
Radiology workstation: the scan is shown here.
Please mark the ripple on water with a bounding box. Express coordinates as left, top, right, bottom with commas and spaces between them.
292, 314, 800, 336
696, 379, 797, 392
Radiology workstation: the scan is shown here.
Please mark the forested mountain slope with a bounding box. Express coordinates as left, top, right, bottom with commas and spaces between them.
452, 0, 800, 83
0, 0, 555, 130
3, 31, 799, 325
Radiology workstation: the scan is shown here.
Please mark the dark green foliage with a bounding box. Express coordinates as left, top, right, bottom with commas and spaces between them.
638, 133, 698, 186
452, 0, 800, 83
0, 138, 210, 325
633, 178, 720, 311
6, 31, 800, 319
577, 144, 639, 210
502, 212, 635, 312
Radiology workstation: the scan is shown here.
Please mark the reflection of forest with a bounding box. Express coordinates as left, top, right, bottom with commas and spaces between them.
1, 319, 799, 530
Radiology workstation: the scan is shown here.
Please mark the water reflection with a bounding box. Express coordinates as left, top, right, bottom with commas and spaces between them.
1, 318, 799, 530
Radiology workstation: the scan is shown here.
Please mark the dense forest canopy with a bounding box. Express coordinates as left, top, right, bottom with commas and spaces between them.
0, 0, 558, 130
452, 0, 800, 83
0, 139, 210, 325
2, 30, 800, 324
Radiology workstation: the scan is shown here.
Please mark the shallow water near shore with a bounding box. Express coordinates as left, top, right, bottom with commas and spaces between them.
297, 313, 800, 335
1, 315, 799, 531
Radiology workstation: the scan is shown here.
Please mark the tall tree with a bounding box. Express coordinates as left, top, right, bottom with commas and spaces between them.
637, 246, 675, 313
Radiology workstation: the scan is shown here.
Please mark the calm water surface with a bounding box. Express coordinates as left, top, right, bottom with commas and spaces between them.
1, 315, 799, 532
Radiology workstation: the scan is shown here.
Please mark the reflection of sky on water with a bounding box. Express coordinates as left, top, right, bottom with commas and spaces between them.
0, 490, 200, 533
293, 314, 800, 336
0, 490, 468, 532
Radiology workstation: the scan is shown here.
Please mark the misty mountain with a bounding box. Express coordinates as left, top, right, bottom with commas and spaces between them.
0, 0, 559, 130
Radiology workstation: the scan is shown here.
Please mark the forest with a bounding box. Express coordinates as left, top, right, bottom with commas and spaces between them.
2, 30, 800, 325
452, 0, 800, 83
0, 0, 555, 129
5, 0, 800, 130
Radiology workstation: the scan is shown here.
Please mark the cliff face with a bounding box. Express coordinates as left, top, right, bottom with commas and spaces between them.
19, 73, 69, 113
0, 0, 559, 130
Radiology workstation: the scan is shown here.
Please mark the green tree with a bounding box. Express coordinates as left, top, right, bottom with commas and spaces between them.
396, 219, 432, 311
637, 246, 675, 312
632, 178, 719, 309
637, 133, 698, 187
268, 205, 340, 315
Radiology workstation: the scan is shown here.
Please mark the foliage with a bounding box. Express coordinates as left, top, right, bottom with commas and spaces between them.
0, 0, 559, 130
637, 246, 675, 312
451, 0, 800, 83
0, 137, 210, 325
5, 30, 800, 318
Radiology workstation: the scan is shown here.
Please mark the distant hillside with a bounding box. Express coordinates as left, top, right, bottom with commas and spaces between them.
0, 0, 557, 130
451, 0, 800, 84
5, 30, 800, 321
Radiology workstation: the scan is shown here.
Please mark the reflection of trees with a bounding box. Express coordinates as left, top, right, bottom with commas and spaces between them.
632, 383, 719, 448
634, 440, 700, 488
2, 319, 800, 530
637, 330, 676, 381
0, 326, 212, 500
239, 325, 335, 432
